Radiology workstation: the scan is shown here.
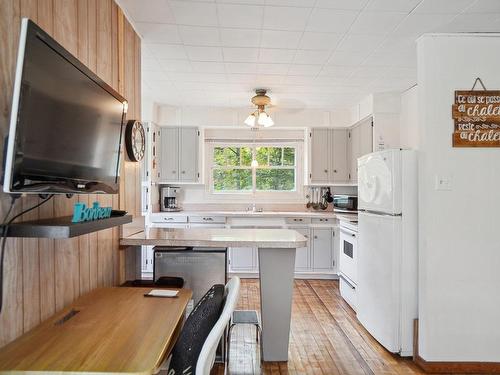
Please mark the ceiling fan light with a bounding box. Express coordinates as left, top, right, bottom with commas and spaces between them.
257, 111, 268, 126
262, 115, 274, 127
244, 113, 256, 127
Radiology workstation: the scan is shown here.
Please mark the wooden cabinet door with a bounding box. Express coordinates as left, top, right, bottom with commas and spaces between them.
179, 127, 199, 182
310, 128, 330, 183
359, 118, 373, 158
312, 228, 333, 271
348, 125, 360, 183
331, 129, 348, 183
294, 227, 310, 272
159, 127, 179, 182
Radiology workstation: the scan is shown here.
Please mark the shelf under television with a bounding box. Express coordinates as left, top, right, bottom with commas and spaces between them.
2, 215, 132, 238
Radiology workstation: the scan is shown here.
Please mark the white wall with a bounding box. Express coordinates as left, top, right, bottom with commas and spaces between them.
400, 85, 418, 149
417, 34, 500, 362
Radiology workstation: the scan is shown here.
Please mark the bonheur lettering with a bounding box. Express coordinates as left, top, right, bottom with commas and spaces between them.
72, 202, 112, 223
466, 104, 500, 116
463, 130, 500, 142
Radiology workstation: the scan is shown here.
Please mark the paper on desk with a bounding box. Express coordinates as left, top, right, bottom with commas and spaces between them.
145, 289, 178, 298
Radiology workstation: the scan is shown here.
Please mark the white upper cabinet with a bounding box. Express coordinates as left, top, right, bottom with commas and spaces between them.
348, 117, 373, 184
310, 128, 349, 185
158, 127, 200, 183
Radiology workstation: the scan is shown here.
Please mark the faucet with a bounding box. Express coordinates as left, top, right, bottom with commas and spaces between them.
247, 203, 263, 212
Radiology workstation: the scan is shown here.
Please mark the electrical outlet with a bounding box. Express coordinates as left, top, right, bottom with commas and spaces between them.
435, 175, 452, 191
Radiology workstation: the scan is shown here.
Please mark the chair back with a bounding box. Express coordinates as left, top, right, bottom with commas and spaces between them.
195, 276, 240, 375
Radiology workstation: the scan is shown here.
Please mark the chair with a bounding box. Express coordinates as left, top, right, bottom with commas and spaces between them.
196, 276, 241, 375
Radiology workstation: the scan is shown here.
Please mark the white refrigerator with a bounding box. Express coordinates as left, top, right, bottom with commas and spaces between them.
357, 149, 418, 357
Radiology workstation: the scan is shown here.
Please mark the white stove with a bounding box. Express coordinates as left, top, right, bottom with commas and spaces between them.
339, 220, 358, 311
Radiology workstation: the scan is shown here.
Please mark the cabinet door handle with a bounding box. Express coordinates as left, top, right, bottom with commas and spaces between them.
181, 171, 186, 174
172, 170, 176, 174
203, 217, 213, 221
314, 235, 318, 239
324, 169, 328, 173
334, 169, 337, 173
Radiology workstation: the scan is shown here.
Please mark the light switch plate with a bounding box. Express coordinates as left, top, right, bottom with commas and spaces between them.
435, 175, 452, 191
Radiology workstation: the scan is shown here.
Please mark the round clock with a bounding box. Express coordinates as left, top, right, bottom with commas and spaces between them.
125, 120, 145, 162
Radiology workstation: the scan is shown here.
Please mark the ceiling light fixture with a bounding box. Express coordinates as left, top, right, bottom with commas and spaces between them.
244, 89, 274, 128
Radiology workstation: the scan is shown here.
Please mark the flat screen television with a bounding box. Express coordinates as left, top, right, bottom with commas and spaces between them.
3, 18, 127, 195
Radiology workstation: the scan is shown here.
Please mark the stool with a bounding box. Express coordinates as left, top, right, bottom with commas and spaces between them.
226, 310, 262, 368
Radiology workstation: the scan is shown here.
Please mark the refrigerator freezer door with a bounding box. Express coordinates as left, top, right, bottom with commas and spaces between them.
357, 211, 402, 353
358, 149, 402, 215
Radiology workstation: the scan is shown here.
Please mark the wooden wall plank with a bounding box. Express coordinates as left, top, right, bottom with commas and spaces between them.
0, 0, 141, 347
37, 0, 56, 322
0, 0, 23, 348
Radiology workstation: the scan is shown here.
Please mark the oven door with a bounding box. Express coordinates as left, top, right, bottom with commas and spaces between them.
339, 226, 358, 284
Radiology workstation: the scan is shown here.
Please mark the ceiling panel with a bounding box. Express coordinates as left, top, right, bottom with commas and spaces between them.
117, 0, 500, 109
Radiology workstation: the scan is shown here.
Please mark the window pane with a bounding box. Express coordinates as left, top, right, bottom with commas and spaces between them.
269, 147, 282, 166
213, 169, 252, 191
283, 147, 295, 166
214, 147, 225, 166
223, 147, 240, 166
256, 169, 295, 191
240, 147, 252, 166
256, 147, 268, 166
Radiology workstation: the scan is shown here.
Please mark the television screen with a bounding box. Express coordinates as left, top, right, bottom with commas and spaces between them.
3, 19, 127, 194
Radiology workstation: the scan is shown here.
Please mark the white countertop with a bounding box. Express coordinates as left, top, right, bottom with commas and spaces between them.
120, 228, 308, 248
151, 210, 358, 220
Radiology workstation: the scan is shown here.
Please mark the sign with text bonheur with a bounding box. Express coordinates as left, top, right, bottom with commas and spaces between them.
452, 90, 500, 147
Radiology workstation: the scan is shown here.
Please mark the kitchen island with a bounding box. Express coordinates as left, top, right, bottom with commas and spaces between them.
120, 227, 306, 362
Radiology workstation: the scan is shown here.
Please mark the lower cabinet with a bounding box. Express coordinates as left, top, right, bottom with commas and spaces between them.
141, 245, 154, 274
311, 228, 335, 272
228, 247, 257, 273
294, 227, 310, 272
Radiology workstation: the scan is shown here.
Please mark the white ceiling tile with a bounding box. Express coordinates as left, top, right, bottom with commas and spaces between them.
223, 47, 259, 62
158, 59, 193, 72
258, 48, 296, 63
147, 43, 188, 59
414, 0, 475, 14
265, 0, 315, 6
257, 63, 290, 74
186, 46, 224, 61
319, 65, 357, 77
191, 61, 226, 73
142, 58, 163, 72
119, 0, 175, 23
226, 74, 257, 83
306, 8, 358, 33
178, 26, 220, 46
169, 0, 218, 26
217, 0, 265, 4
351, 65, 391, 78
261, 30, 302, 49
293, 50, 331, 64
315, 0, 369, 10
217, 4, 264, 28
365, 0, 422, 12
288, 64, 322, 76
465, 0, 500, 13
134, 23, 181, 43
298, 32, 343, 50
220, 28, 262, 47
336, 34, 386, 52
225, 62, 258, 74
255, 74, 286, 85
437, 13, 500, 32
349, 11, 406, 34
328, 50, 371, 65
283, 75, 316, 85
263, 6, 312, 31
394, 13, 456, 36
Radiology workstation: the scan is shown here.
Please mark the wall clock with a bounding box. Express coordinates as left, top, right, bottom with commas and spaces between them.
125, 120, 145, 162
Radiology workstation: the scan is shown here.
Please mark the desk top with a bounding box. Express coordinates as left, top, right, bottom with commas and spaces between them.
0, 287, 192, 374
120, 228, 307, 248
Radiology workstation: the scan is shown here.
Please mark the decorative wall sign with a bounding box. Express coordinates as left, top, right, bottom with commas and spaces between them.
72, 202, 112, 223
452, 78, 500, 147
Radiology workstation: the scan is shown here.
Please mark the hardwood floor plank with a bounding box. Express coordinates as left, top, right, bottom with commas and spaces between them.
213, 279, 425, 375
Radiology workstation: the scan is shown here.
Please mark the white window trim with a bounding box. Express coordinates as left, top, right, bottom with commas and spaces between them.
206, 142, 304, 200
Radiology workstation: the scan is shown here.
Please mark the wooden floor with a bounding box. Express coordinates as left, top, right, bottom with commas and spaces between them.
213, 279, 426, 375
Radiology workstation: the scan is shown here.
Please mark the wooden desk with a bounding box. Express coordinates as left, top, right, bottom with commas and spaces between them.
0, 287, 192, 374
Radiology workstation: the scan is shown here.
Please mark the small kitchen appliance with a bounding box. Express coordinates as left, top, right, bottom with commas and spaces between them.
333, 195, 358, 213
160, 186, 182, 212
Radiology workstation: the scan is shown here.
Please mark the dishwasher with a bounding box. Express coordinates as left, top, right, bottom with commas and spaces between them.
153, 246, 228, 362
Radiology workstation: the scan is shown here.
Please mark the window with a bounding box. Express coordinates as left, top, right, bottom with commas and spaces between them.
211, 145, 296, 193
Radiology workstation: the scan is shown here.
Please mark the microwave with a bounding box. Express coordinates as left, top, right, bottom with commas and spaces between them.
333, 195, 358, 212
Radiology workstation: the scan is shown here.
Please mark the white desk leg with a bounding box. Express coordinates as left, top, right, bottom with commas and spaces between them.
258, 247, 296, 362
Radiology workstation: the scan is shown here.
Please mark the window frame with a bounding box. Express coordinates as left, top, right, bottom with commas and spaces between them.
207, 142, 303, 197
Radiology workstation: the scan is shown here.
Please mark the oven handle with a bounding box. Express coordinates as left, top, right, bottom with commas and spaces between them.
339, 273, 356, 289
340, 228, 356, 237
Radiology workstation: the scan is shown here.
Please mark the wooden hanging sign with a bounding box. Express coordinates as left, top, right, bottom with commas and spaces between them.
452, 85, 500, 147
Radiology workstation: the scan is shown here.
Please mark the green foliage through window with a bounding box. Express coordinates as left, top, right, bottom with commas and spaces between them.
212, 145, 296, 193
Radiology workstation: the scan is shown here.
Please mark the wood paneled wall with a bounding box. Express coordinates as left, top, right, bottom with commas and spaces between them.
0, 0, 141, 347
